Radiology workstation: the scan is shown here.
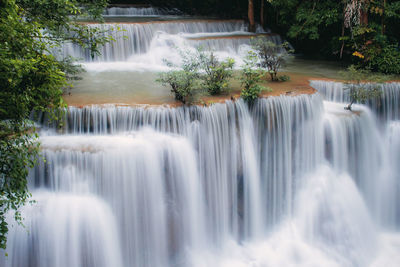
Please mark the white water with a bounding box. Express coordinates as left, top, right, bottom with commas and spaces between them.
60, 19, 273, 72
104, 7, 180, 16
4, 90, 400, 266
3, 10, 400, 266
63, 21, 248, 61
1, 192, 123, 267
311, 80, 400, 121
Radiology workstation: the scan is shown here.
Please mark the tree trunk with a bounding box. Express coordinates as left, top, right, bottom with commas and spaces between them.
340, 5, 345, 59
260, 0, 264, 29
360, 5, 368, 26
248, 0, 256, 32
382, 0, 386, 34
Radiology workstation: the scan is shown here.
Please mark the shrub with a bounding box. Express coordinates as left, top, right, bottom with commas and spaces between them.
340, 65, 383, 110
157, 47, 236, 103
251, 37, 293, 81
157, 48, 202, 104
157, 70, 198, 104
278, 75, 291, 82
199, 51, 235, 95
240, 51, 271, 103
363, 42, 400, 75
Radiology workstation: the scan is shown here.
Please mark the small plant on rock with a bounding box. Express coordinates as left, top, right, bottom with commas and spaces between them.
157, 70, 199, 104
199, 51, 235, 95
240, 51, 271, 103
340, 65, 384, 111
156, 48, 201, 104
278, 74, 290, 82
251, 37, 293, 81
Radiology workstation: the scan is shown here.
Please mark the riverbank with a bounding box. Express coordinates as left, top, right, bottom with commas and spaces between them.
63, 71, 319, 107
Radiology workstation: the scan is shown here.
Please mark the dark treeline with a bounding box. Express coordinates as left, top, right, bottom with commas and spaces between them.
111, 0, 400, 74
110, 0, 248, 18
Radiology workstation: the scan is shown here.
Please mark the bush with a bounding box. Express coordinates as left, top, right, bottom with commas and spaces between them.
157, 47, 236, 103
199, 51, 234, 95
278, 75, 291, 82
340, 65, 383, 110
240, 51, 271, 103
157, 70, 198, 104
364, 42, 400, 74
251, 38, 293, 81
157, 48, 202, 104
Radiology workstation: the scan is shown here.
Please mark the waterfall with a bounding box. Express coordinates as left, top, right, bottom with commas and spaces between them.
4, 90, 400, 266
310, 80, 400, 120
31, 131, 206, 266
104, 7, 180, 16
323, 102, 385, 221
62, 21, 249, 62
1, 192, 123, 267
382, 121, 400, 228
3, 0, 400, 261
60, 21, 273, 70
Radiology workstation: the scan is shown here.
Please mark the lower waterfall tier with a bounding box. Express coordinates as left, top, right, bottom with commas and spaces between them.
3, 91, 400, 267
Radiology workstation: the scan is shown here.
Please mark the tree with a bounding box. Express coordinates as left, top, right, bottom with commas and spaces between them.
251, 38, 292, 81
340, 65, 383, 110
157, 48, 202, 104
0, 0, 111, 249
157, 48, 236, 103
199, 52, 235, 95
248, 0, 256, 32
157, 70, 199, 104
260, 0, 265, 28
240, 51, 271, 103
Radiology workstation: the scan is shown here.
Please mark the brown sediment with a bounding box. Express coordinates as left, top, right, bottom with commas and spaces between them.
63, 73, 399, 108
63, 93, 180, 108
195, 72, 318, 106
308, 77, 345, 82
187, 33, 278, 41
64, 71, 319, 108
107, 4, 152, 8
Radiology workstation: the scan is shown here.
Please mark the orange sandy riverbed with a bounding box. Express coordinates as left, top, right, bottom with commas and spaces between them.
63, 72, 325, 108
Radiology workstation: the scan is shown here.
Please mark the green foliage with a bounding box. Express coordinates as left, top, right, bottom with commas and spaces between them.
240, 51, 271, 103
266, 0, 342, 53
0, 122, 39, 249
386, 1, 400, 19
157, 47, 236, 103
157, 71, 199, 104
285, 1, 341, 40
0, 0, 111, 249
157, 48, 202, 104
16, 0, 114, 59
251, 38, 292, 81
278, 75, 291, 82
199, 52, 235, 95
339, 65, 384, 110
261, 0, 400, 73
363, 41, 400, 74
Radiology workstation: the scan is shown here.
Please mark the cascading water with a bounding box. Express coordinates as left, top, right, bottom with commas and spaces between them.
4, 90, 400, 266
2, 192, 123, 267
104, 6, 180, 16
310, 80, 400, 121
62, 21, 251, 62
2, 6, 400, 267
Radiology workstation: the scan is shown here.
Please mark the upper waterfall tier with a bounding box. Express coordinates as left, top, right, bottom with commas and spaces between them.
310, 80, 400, 120
104, 6, 181, 16
60, 20, 273, 62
